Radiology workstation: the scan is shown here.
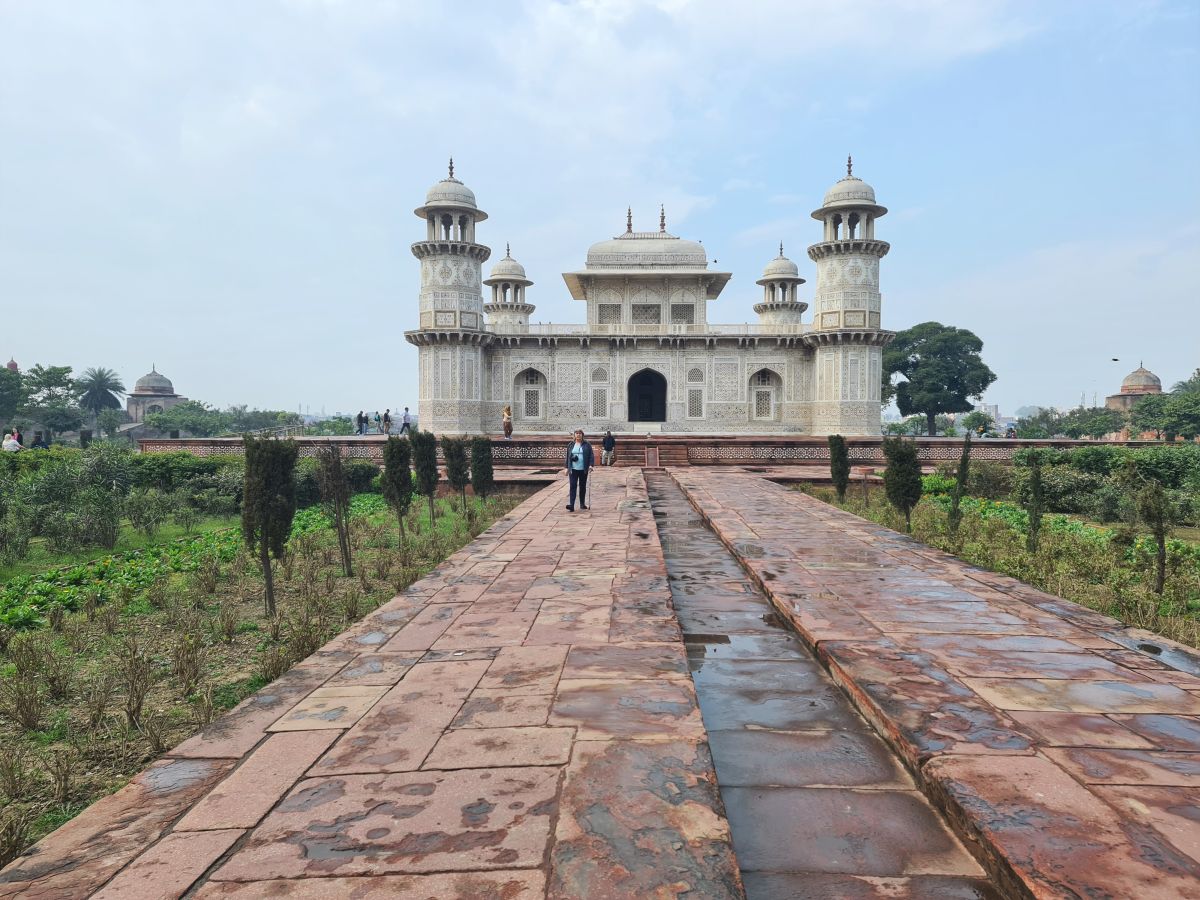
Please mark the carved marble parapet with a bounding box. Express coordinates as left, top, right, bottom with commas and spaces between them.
410, 241, 491, 262
806, 239, 890, 261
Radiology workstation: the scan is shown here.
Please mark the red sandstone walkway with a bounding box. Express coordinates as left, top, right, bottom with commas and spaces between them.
4, 467, 1199, 898
0, 470, 741, 899
671, 468, 1200, 898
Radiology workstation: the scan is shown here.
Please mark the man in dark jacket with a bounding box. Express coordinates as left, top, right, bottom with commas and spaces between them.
601, 430, 616, 466
565, 428, 595, 512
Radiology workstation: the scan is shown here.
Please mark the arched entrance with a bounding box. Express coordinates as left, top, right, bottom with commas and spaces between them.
628, 369, 667, 423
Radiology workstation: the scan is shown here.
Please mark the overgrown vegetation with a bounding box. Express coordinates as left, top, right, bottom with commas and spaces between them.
0, 487, 525, 866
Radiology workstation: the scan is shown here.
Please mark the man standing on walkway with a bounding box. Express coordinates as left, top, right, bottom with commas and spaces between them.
399, 407, 412, 435
382, 409, 392, 434
601, 430, 616, 466
565, 428, 594, 512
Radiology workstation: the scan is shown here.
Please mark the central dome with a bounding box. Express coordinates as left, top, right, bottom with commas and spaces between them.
585, 232, 708, 269
133, 367, 175, 395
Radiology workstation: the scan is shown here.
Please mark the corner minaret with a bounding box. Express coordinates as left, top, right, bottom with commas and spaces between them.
754, 243, 808, 327
806, 156, 893, 435
405, 159, 492, 434
483, 244, 535, 331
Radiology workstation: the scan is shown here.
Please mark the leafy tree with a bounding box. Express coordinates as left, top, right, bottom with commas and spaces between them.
316, 444, 353, 577
1015, 407, 1064, 439
883, 322, 997, 436
242, 437, 298, 616
411, 430, 440, 527
1119, 461, 1176, 595
470, 436, 495, 502
225, 405, 304, 433
145, 400, 229, 437
1172, 368, 1200, 394
307, 416, 354, 436
1164, 392, 1200, 441
948, 431, 972, 537
20, 364, 84, 437
442, 437, 470, 515
1061, 406, 1126, 439
0, 367, 28, 423
882, 437, 922, 531
1130, 394, 1170, 439
381, 436, 414, 548
828, 435, 850, 501
76, 367, 126, 420
961, 410, 995, 436
96, 408, 126, 439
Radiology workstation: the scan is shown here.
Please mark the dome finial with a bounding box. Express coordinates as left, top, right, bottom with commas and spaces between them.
448, 156, 454, 179
626, 207, 632, 234
659, 204, 666, 233
505, 242, 511, 258
847, 154, 853, 177
779, 241, 784, 257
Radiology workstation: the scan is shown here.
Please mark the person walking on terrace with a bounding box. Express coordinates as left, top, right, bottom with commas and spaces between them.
565, 428, 594, 512
502, 405, 513, 440
399, 407, 412, 435
382, 409, 392, 434
601, 430, 616, 466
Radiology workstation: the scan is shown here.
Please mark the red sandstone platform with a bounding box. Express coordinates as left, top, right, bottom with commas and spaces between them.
671, 468, 1200, 898
2, 468, 1197, 898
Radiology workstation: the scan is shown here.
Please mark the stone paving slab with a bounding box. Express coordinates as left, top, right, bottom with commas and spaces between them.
670, 467, 1200, 899
0, 470, 742, 899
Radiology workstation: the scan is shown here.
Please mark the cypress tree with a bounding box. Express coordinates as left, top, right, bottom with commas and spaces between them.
947, 431, 972, 537
443, 437, 470, 516
316, 444, 353, 577
1019, 448, 1047, 554
470, 436, 494, 503
242, 436, 298, 617
882, 437, 922, 532
828, 434, 850, 502
381, 435, 414, 549
411, 430, 440, 527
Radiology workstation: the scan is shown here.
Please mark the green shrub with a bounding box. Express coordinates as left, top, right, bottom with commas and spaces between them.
966, 460, 1014, 499
922, 473, 957, 495
1069, 445, 1126, 476
1014, 465, 1102, 514
1129, 445, 1200, 490
344, 461, 380, 494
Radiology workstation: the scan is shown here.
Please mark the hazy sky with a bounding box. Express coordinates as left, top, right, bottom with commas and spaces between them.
2, 0, 1197, 417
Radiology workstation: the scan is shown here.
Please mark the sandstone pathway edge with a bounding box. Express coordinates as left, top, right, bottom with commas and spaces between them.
668, 467, 1200, 900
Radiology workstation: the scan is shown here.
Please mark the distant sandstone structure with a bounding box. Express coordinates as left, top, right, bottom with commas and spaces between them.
126, 366, 187, 423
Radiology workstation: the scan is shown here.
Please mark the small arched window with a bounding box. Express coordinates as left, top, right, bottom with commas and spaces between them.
687, 367, 704, 383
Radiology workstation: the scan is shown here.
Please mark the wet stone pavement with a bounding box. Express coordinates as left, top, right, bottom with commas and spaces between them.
671, 468, 1200, 899
4, 464, 1200, 898
644, 472, 1000, 900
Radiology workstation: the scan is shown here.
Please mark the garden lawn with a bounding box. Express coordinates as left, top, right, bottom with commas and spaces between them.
0, 490, 528, 867
0, 515, 238, 583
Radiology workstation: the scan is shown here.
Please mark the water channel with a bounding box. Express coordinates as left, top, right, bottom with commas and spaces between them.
644, 471, 1001, 899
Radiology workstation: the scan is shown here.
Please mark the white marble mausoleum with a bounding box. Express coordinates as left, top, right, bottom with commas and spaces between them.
405, 159, 893, 436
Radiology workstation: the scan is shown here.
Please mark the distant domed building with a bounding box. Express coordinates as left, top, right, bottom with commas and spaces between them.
1106, 363, 1163, 412
406, 156, 892, 436
5, 359, 17, 373
126, 366, 187, 423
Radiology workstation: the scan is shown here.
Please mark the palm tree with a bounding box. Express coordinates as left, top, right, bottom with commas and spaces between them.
76, 367, 126, 427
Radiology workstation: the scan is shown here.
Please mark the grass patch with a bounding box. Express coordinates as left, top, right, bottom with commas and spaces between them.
0, 515, 238, 582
